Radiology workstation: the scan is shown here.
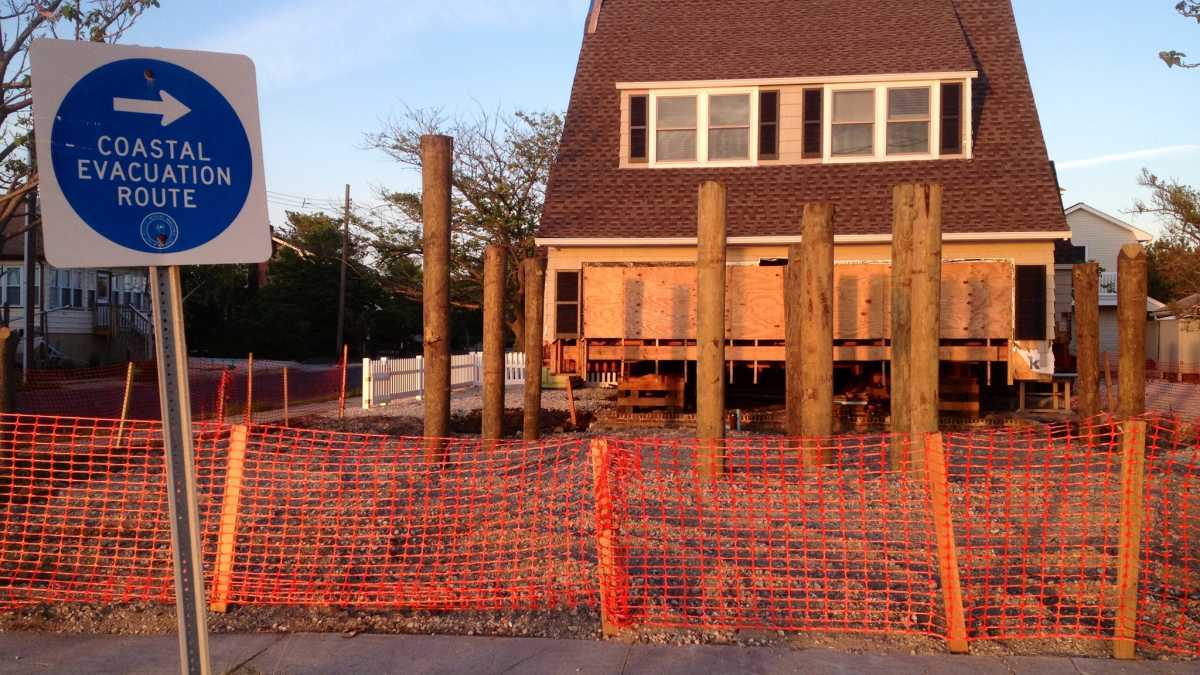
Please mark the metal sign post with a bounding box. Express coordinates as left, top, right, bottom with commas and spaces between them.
31, 40, 271, 675
150, 265, 210, 674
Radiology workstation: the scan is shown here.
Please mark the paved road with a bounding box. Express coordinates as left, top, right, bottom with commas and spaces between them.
0, 633, 1193, 674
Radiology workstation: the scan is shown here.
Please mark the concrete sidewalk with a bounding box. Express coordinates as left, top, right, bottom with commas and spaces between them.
0, 633, 1194, 675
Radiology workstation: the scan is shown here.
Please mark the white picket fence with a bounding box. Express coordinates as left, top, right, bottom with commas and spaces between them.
362, 352, 526, 409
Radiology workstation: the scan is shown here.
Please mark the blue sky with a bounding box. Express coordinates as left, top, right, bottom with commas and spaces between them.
122, 0, 1200, 236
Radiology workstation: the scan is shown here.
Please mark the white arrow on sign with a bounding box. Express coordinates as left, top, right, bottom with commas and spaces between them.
113, 90, 191, 126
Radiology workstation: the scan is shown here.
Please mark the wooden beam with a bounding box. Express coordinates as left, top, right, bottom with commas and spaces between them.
1074, 263, 1101, 420
421, 134, 453, 461
799, 204, 835, 460
1117, 244, 1147, 419
785, 243, 803, 438
482, 245, 506, 442
523, 257, 547, 441
696, 181, 727, 478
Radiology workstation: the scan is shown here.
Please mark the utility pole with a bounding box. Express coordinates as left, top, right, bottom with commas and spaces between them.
335, 183, 350, 358
22, 133, 37, 382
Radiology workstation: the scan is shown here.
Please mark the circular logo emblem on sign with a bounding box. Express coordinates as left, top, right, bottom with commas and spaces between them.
140, 212, 179, 250
50, 58, 253, 254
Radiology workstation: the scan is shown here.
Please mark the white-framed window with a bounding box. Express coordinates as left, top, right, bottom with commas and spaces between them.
886, 87, 931, 155
53, 269, 84, 309
647, 88, 759, 168
1, 265, 45, 308
628, 76, 972, 168
831, 89, 876, 157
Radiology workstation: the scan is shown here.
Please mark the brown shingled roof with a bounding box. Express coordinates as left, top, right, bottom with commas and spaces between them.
539, 0, 1069, 240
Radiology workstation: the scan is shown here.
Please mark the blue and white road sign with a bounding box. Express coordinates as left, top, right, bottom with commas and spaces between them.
32, 40, 270, 267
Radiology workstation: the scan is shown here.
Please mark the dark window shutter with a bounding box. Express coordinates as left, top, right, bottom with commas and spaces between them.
1015, 265, 1047, 340
802, 88, 823, 158
940, 82, 963, 155
758, 90, 779, 158
629, 95, 648, 162
555, 271, 581, 337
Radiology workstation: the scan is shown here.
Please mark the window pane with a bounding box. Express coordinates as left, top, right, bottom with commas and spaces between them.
759, 124, 778, 157
709, 94, 749, 126
657, 96, 696, 129
832, 91, 874, 123
630, 128, 647, 160
888, 88, 929, 120
630, 95, 648, 128
656, 129, 696, 161
832, 123, 873, 156
709, 128, 749, 160
556, 271, 579, 302
940, 82, 963, 154
887, 121, 930, 154
759, 91, 779, 124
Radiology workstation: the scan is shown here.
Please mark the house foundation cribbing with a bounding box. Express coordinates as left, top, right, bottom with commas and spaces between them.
0, 413, 1197, 657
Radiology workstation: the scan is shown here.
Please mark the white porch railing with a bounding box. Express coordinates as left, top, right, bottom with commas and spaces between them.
1099, 272, 1118, 295
362, 352, 526, 409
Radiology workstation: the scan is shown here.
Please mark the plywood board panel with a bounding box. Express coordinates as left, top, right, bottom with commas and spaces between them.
582, 260, 1013, 343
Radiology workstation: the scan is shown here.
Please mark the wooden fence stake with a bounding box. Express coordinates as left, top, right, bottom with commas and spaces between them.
0, 327, 12, 414
523, 257, 547, 440
482, 245, 506, 442
589, 439, 620, 638
422, 134, 453, 462
117, 361, 135, 446
245, 353, 254, 425
799, 204, 835, 462
210, 424, 249, 613
696, 181, 727, 480
282, 367, 290, 427
566, 375, 579, 430
924, 432, 969, 653
1074, 263, 1100, 420
1117, 244, 1147, 419
338, 344, 349, 420
1114, 419, 1147, 660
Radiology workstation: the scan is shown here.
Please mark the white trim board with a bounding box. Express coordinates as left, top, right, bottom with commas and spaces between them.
537, 232, 1071, 247
617, 71, 980, 91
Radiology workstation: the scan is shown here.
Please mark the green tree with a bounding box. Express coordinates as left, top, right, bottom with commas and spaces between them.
0, 1, 161, 240
1135, 169, 1200, 305
1161, 1, 1200, 68
365, 106, 563, 350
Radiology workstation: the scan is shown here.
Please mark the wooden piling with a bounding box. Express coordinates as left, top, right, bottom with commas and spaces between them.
785, 243, 803, 439
696, 181, 727, 479
245, 353, 254, 425
0, 327, 14, 414
890, 187, 915, 469
908, 184, 943, 470
1117, 244, 1147, 419
1074, 263, 1101, 420
422, 135, 453, 461
523, 257, 546, 441
482, 244, 507, 442
799, 204, 835, 463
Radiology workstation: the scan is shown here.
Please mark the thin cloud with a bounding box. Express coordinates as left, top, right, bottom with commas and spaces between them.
1058, 145, 1200, 170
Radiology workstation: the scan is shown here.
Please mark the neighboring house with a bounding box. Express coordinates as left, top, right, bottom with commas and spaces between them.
535, 0, 1069, 397
1054, 203, 1164, 361
0, 227, 152, 367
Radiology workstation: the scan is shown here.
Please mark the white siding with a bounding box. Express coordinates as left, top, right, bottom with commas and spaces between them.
1066, 208, 1144, 275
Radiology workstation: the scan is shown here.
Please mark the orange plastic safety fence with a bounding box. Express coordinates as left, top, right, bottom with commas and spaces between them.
0, 414, 228, 609
15, 365, 231, 422
600, 435, 946, 638
222, 426, 595, 610
1137, 417, 1200, 656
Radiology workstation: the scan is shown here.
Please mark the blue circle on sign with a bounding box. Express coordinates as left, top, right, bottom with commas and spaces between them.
51, 58, 252, 254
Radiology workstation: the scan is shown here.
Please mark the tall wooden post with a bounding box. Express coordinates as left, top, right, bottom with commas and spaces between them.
890, 187, 915, 469
1117, 244, 1147, 419
245, 353, 254, 425
482, 245, 506, 442
785, 244, 803, 438
523, 256, 546, 441
799, 204, 835, 462
1074, 262, 1101, 420
422, 135, 453, 460
908, 184, 943, 470
696, 181, 727, 479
